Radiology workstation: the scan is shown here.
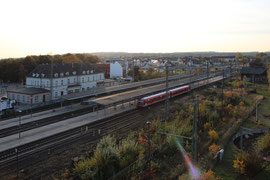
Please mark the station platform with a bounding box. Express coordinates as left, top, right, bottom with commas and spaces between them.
0, 102, 137, 153
0, 103, 83, 130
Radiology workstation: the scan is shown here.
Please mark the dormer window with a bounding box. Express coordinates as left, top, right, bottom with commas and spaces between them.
32, 73, 36, 77
66, 72, 69, 76
91, 70, 93, 73
73, 71, 76, 75
60, 73, 64, 77
41, 73, 45, 77
36, 73, 39, 77
82, 71, 86, 75
87, 70, 89, 74
54, 73, 58, 77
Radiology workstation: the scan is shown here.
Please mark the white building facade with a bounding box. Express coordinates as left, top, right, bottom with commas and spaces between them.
26, 63, 104, 99
110, 61, 123, 78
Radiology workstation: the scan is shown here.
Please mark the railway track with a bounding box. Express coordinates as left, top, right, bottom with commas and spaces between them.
0, 108, 146, 173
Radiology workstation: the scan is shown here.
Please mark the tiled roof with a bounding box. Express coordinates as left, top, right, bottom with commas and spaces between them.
240, 67, 267, 75
27, 63, 103, 78
7, 88, 50, 95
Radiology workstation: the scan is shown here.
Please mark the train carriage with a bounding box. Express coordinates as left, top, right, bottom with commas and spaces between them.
169, 85, 190, 98
138, 85, 190, 107
138, 92, 166, 107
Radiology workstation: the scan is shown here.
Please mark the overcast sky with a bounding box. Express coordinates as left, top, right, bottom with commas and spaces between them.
1, 0, 270, 58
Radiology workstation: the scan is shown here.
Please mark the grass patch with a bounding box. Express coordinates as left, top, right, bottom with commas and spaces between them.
213, 142, 239, 180
243, 84, 270, 129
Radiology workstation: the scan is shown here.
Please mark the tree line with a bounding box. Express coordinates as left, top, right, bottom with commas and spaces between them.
0, 53, 101, 83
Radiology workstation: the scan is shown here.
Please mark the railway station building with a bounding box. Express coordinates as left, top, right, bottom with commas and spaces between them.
7, 88, 50, 105
25, 63, 105, 99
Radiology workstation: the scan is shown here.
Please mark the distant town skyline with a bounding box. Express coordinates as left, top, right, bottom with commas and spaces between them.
1, 0, 270, 59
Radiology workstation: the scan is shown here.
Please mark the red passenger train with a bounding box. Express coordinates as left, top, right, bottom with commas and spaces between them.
138, 85, 190, 107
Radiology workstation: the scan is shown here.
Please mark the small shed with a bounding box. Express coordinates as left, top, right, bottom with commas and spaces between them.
7, 88, 50, 105
240, 67, 268, 83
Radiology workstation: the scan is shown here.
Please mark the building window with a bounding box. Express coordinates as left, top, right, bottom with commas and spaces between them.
47, 81, 49, 87
55, 92, 58, 97
12, 94, 15, 99
55, 81, 58, 87
23, 96, 25, 103
74, 78, 76, 83
93, 76, 95, 81
88, 77, 90, 82
68, 79, 70, 84
17, 95, 20, 101
27, 96, 29, 103
35, 96, 38, 103
82, 77, 84, 83
100, 74, 102, 80
61, 80, 63, 86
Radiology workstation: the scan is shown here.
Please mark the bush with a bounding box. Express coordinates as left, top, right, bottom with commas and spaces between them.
203, 170, 222, 180
208, 111, 220, 126
208, 130, 219, 142
233, 151, 263, 177
119, 137, 142, 168
74, 136, 121, 179
209, 143, 221, 155
204, 122, 211, 131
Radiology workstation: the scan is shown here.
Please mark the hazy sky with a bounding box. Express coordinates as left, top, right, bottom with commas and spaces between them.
1, 0, 270, 58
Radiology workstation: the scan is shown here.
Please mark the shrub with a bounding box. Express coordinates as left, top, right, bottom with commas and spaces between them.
204, 122, 211, 131
209, 143, 221, 155
239, 101, 245, 107
208, 111, 219, 126
203, 170, 222, 180
74, 135, 121, 179
225, 91, 232, 98
119, 138, 140, 168
233, 151, 263, 177
208, 130, 219, 142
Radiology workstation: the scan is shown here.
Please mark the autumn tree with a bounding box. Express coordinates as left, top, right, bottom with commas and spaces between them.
235, 53, 243, 65
254, 52, 268, 63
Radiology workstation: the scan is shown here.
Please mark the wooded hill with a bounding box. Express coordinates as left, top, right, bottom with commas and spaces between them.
0, 54, 101, 83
